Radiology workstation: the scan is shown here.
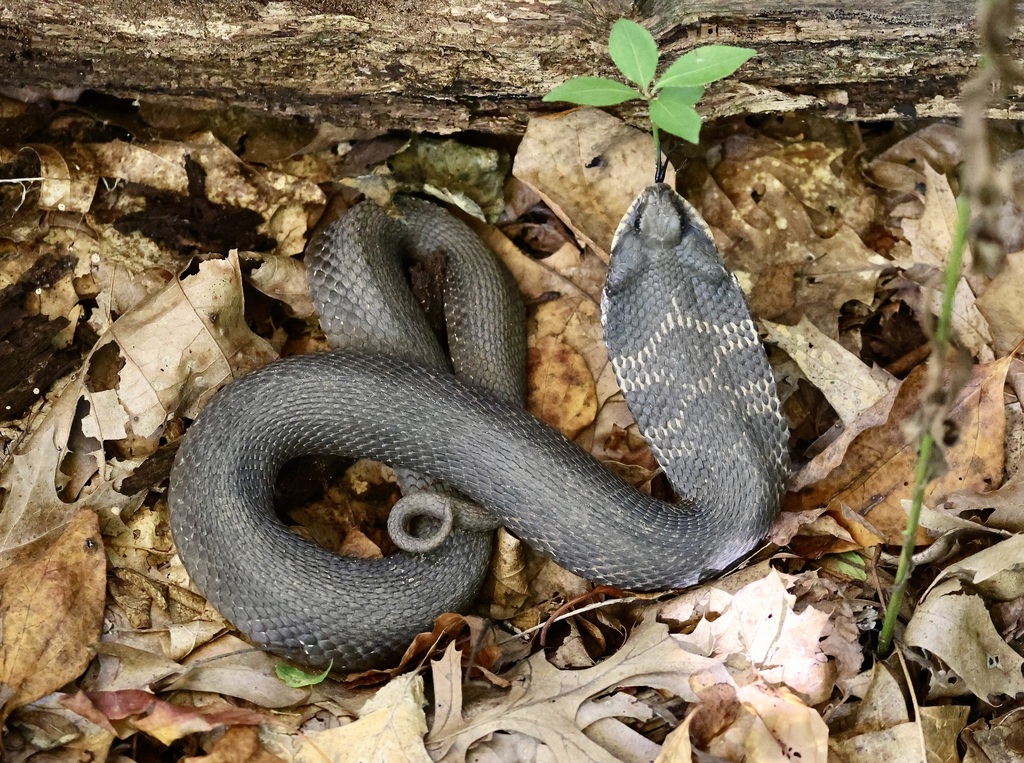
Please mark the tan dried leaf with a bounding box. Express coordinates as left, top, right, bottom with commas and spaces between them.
765, 316, 898, 426
0, 510, 105, 725
786, 355, 1010, 545
0, 252, 276, 562
905, 578, 1024, 702
513, 109, 674, 258
976, 250, 1024, 357
294, 672, 431, 763
929, 532, 1024, 602
664, 570, 839, 705
962, 706, 1024, 763
248, 254, 315, 318
527, 335, 597, 439
692, 133, 883, 338
427, 615, 722, 763
899, 163, 973, 271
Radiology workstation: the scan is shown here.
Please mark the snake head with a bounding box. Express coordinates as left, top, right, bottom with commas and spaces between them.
605, 184, 723, 303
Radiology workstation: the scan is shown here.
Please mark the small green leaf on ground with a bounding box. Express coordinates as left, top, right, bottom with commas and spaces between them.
543, 77, 640, 107
608, 19, 659, 89
275, 660, 332, 687
650, 100, 702, 143
655, 45, 756, 89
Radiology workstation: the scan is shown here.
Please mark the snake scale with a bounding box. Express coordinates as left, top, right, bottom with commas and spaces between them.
168, 184, 789, 671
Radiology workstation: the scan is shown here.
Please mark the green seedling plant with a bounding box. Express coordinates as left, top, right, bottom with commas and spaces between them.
544, 19, 755, 181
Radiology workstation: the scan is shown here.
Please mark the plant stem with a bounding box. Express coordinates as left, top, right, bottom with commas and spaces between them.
876, 193, 971, 657
653, 125, 666, 183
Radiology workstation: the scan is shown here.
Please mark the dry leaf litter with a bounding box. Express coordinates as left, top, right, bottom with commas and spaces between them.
0, 98, 1021, 762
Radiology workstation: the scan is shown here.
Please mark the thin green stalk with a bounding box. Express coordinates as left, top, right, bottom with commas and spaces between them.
877, 193, 971, 656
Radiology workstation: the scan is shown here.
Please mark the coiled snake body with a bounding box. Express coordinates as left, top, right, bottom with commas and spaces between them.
169, 185, 788, 671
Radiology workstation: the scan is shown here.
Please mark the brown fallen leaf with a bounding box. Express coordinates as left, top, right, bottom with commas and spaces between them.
786, 354, 1010, 545
0, 252, 276, 564
865, 123, 964, 196
85, 134, 325, 256
526, 335, 597, 439
21, 143, 97, 214
905, 578, 1024, 702
6, 690, 116, 761
828, 662, 969, 763
765, 316, 898, 427
0, 509, 105, 725
427, 615, 725, 763
182, 726, 287, 763
158, 634, 311, 709
295, 673, 431, 763
80, 689, 278, 746
962, 705, 1024, 762
945, 471, 1024, 533
513, 108, 674, 259
928, 532, 1024, 602
663, 570, 844, 706
689, 130, 885, 338
248, 253, 316, 318
976, 250, 1024, 356
479, 152, 654, 468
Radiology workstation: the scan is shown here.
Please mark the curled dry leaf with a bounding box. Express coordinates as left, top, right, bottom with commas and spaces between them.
690, 131, 884, 338
962, 706, 1024, 762
865, 123, 964, 195
945, 472, 1024, 533
663, 570, 843, 706
928, 532, 1024, 602
786, 354, 1010, 546
158, 634, 312, 709
77, 689, 278, 746
428, 614, 725, 763
7, 691, 116, 761
904, 578, 1024, 702
248, 254, 315, 318
21, 143, 97, 214
828, 662, 968, 763
294, 673, 432, 763
0, 509, 105, 725
513, 107, 675, 259
0, 252, 276, 561
765, 316, 898, 427
732, 683, 828, 763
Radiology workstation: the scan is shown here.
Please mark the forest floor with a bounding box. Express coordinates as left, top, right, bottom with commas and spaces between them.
0, 95, 1022, 762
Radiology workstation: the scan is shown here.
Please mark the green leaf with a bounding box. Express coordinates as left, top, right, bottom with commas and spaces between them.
654, 45, 756, 89
276, 660, 332, 687
650, 100, 702, 144
654, 85, 705, 108
608, 19, 659, 89
832, 552, 868, 581
543, 76, 641, 107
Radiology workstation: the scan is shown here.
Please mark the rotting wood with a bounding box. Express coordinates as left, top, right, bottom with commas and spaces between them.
1, 1, 1021, 135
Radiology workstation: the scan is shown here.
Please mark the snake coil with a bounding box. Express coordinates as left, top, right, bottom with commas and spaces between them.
169, 185, 788, 671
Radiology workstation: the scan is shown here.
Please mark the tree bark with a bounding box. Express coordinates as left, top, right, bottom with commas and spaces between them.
2, 0, 1020, 135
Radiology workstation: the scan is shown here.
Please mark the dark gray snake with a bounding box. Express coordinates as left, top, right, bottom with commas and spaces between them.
168, 185, 789, 671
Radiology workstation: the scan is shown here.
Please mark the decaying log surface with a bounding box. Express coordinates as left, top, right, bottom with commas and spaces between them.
1, 0, 1021, 135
